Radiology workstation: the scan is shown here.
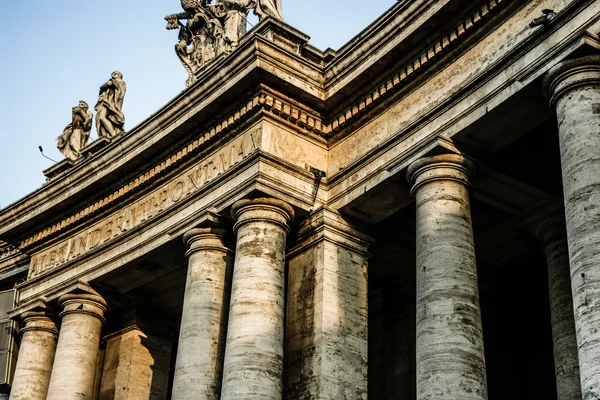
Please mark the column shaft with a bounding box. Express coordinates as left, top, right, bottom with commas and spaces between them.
408, 154, 487, 400
285, 208, 371, 399
9, 311, 58, 400
220, 198, 294, 400
537, 216, 582, 400
46, 293, 107, 400
544, 55, 600, 397
172, 227, 233, 400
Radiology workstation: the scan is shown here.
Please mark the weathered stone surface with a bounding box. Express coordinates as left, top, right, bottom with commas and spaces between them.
99, 327, 172, 400
46, 293, 107, 400
285, 208, 371, 400
2, 1, 600, 399
544, 55, 600, 400
172, 226, 233, 400
407, 154, 487, 400
220, 198, 294, 400
9, 310, 58, 400
536, 215, 582, 400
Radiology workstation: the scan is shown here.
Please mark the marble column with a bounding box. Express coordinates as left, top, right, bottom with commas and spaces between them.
9, 310, 58, 400
544, 55, 600, 398
46, 292, 107, 400
285, 207, 372, 400
172, 226, 233, 400
220, 198, 294, 400
407, 154, 487, 400
536, 215, 581, 400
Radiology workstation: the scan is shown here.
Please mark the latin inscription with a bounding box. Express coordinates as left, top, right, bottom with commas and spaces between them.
28, 131, 258, 279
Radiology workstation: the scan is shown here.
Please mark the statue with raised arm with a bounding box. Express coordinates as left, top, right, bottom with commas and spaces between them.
57, 100, 93, 161
95, 71, 127, 140
254, 0, 283, 20
166, 0, 284, 86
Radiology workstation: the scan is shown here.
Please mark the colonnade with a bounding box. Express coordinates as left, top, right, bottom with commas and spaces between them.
7, 55, 600, 400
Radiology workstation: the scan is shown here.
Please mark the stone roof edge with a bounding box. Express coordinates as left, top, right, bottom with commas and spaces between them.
324, 0, 511, 138
0, 19, 325, 239
9, 90, 328, 254
0, 0, 508, 243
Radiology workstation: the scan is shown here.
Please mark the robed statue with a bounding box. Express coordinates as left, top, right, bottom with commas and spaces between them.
95, 71, 127, 140
255, 0, 283, 20
57, 100, 93, 161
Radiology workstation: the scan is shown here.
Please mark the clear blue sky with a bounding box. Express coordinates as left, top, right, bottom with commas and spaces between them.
0, 0, 394, 209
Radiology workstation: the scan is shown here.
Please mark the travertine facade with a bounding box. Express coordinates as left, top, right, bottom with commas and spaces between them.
0, 0, 599, 399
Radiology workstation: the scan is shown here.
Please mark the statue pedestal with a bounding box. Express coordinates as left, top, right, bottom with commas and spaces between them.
81, 136, 113, 158
43, 159, 74, 180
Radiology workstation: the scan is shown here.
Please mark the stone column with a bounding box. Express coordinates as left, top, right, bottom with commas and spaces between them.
100, 307, 175, 400
407, 154, 487, 400
172, 226, 233, 400
285, 207, 372, 400
544, 55, 600, 398
46, 293, 107, 400
220, 198, 294, 400
9, 310, 58, 400
536, 215, 581, 400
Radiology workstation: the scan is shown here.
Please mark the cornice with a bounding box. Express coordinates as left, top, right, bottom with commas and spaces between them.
0, 0, 534, 255
12, 90, 327, 254
324, 0, 511, 139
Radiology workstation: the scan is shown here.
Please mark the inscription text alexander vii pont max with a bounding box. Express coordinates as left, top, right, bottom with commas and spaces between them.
28, 131, 258, 278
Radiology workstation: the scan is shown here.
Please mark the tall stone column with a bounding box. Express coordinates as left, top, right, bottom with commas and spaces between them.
9, 310, 58, 400
172, 226, 233, 400
285, 207, 372, 400
220, 198, 294, 400
544, 55, 600, 398
407, 154, 487, 400
99, 307, 175, 400
536, 215, 581, 400
46, 292, 107, 400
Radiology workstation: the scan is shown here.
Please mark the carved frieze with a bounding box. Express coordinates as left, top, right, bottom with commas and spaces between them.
28, 130, 259, 279
327, 0, 509, 138
19, 91, 325, 255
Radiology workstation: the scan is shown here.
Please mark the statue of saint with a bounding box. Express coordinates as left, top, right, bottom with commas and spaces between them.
254, 0, 283, 20
57, 101, 93, 161
95, 71, 127, 140
220, 0, 253, 51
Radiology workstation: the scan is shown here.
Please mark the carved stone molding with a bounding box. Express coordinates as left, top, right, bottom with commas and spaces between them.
407, 153, 476, 197
18, 91, 321, 254
231, 197, 295, 234
58, 293, 107, 324
326, 0, 510, 138
543, 54, 600, 107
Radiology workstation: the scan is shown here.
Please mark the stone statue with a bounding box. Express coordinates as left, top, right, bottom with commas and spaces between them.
95, 71, 126, 140
220, 0, 253, 52
254, 0, 283, 20
57, 101, 93, 161
166, 0, 279, 87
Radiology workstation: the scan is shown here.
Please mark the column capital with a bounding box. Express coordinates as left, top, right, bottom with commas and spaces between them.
406, 154, 476, 196
543, 55, 600, 107
535, 214, 567, 246
20, 310, 59, 337
231, 197, 295, 234
183, 226, 232, 257
58, 293, 107, 324
288, 207, 374, 257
